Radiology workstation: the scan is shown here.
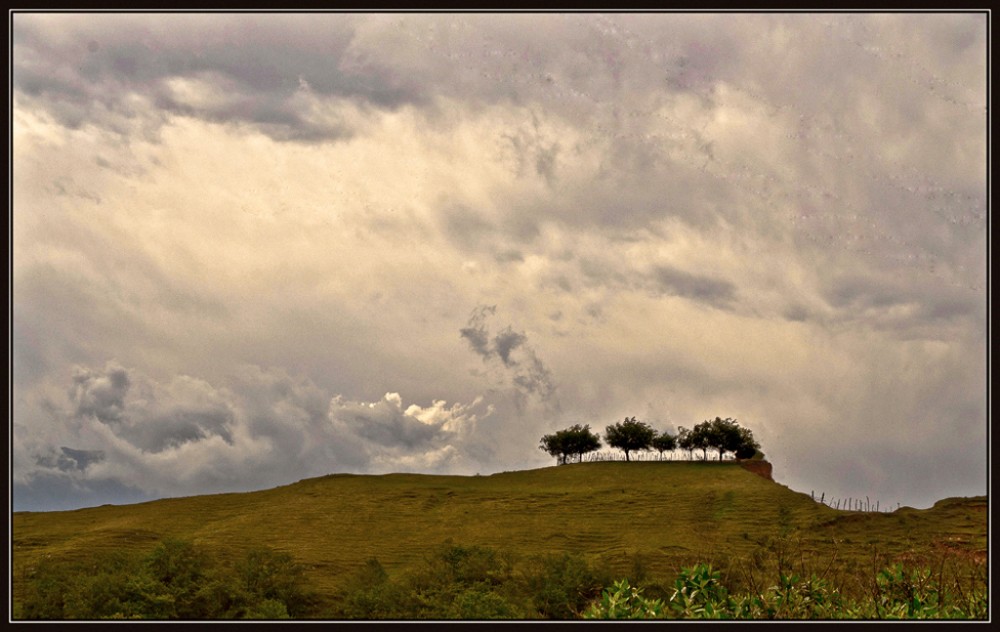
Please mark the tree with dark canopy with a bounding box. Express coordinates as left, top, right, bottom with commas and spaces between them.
604, 417, 655, 462
651, 430, 677, 460
685, 422, 715, 460
539, 424, 602, 465
690, 417, 759, 461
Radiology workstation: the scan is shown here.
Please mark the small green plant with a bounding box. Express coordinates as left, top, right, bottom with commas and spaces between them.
668, 564, 734, 619
730, 571, 843, 619
583, 579, 666, 619
866, 563, 985, 620
587, 559, 988, 621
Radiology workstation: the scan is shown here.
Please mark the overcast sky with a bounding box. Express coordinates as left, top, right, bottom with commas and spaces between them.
11, 12, 987, 512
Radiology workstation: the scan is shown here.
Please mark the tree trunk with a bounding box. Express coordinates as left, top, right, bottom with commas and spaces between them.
625, 450, 630, 462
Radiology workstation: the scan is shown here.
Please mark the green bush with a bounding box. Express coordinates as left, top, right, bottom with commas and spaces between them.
667, 563, 734, 619
16, 540, 315, 620
338, 558, 412, 619
865, 563, 985, 620
449, 587, 521, 619
583, 579, 666, 619
729, 572, 843, 619
336, 546, 527, 620
244, 598, 291, 619
522, 552, 610, 619
585, 561, 987, 621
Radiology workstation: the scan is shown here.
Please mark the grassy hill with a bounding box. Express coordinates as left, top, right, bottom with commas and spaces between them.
12, 460, 987, 616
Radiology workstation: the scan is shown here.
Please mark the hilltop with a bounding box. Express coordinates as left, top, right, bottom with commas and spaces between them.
12, 460, 987, 616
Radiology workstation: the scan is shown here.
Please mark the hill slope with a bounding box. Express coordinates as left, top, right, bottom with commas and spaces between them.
13, 461, 987, 607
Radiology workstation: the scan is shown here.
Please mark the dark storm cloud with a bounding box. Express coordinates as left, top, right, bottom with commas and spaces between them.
34, 446, 105, 472
60, 447, 105, 470
651, 265, 737, 308
328, 394, 452, 450
459, 304, 495, 359
461, 306, 555, 404
68, 362, 235, 453
822, 272, 982, 333
12, 14, 421, 142
493, 327, 527, 367
825, 274, 911, 310
131, 407, 235, 454
9, 14, 804, 147
782, 304, 810, 322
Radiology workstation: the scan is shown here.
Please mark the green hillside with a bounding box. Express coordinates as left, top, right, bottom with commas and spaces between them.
12, 461, 987, 617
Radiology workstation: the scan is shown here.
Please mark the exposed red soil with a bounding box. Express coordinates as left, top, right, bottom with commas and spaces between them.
739, 459, 773, 481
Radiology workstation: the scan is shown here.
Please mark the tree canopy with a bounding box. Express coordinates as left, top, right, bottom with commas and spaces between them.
679, 424, 714, 461
689, 417, 759, 461
651, 430, 676, 459
540, 417, 760, 464
604, 417, 655, 462
539, 424, 602, 465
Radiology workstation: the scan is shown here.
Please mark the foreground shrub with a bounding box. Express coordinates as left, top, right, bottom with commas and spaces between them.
583, 579, 666, 619
16, 540, 315, 620
668, 563, 733, 619
335, 545, 609, 620
336, 545, 527, 620
521, 552, 611, 619
864, 563, 986, 620
730, 572, 844, 619
585, 562, 988, 621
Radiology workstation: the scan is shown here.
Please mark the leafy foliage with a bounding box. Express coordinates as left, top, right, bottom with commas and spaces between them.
604, 417, 655, 461
336, 546, 608, 620
583, 579, 666, 619
687, 417, 759, 460
539, 424, 601, 465
668, 563, 733, 618
522, 552, 611, 619
338, 544, 526, 619
651, 430, 677, 458
584, 562, 988, 621
15, 540, 314, 620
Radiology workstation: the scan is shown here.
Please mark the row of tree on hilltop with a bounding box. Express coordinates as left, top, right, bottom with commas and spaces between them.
539, 416, 760, 465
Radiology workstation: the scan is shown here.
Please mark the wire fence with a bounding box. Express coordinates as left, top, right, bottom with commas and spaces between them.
580, 450, 739, 463
809, 491, 900, 513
